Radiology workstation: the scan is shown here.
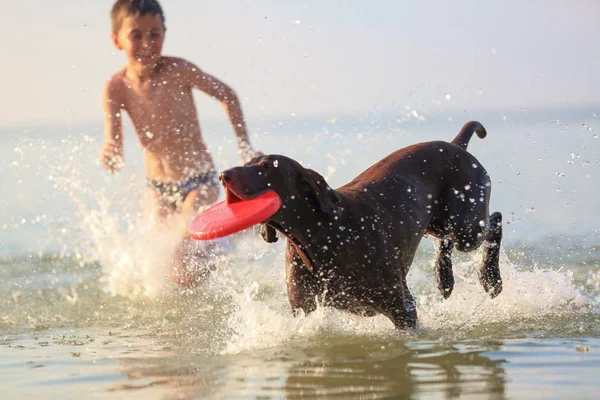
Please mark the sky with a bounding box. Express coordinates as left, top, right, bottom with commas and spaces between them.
0, 0, 598, 127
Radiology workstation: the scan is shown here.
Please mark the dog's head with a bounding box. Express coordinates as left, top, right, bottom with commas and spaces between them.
219, 154, 341, 243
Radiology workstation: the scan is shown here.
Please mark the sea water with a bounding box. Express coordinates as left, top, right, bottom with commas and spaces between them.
1, 109, 599, 399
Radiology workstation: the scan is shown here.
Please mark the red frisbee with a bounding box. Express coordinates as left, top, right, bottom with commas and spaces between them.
189, 190, 282, 240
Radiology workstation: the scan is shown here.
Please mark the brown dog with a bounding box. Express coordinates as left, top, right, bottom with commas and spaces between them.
219, 121, 502, 329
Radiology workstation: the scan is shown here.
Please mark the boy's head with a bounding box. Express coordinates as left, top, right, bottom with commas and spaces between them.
110, 0, 166, 67
111, 0, 165, 34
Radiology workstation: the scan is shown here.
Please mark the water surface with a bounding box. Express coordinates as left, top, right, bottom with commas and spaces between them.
1, 111, 599, 398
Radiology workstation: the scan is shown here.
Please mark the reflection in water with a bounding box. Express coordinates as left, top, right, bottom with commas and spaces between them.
111, 339, 506, 399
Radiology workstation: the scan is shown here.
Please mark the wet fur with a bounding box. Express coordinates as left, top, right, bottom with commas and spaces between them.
219, 121, 503, 329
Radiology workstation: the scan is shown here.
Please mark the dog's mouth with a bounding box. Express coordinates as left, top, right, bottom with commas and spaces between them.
223, 185, 269, 204
224, 186, 244, 204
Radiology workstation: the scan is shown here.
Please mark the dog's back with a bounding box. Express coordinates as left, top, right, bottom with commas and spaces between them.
336, 122, 493, 264
339, 136, 490, 204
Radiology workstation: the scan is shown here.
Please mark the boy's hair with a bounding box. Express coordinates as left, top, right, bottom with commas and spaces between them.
111, 0, 166, 33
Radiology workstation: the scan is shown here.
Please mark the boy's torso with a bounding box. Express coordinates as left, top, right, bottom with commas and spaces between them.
115, 58, 214, 183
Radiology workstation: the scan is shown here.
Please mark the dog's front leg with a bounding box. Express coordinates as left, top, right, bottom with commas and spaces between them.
389, 296, 417, 330
376, 279, 417, 330
285, 244, 320, 315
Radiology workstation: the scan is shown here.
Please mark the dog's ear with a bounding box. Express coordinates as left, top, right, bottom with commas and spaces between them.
261, 223, 278, 243
301, 169, 341, 215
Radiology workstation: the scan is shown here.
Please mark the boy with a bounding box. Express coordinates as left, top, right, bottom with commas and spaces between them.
101, 0, 259, 285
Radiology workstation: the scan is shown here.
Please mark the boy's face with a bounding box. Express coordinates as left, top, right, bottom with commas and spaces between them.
112, 13, 165, 68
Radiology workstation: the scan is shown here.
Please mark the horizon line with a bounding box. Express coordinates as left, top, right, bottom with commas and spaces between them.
1, 104, 598, 133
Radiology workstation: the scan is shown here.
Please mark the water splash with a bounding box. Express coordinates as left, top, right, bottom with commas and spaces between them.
206, 244, 594, 355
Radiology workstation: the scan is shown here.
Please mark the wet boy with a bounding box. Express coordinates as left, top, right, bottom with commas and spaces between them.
101, 0, 259, 284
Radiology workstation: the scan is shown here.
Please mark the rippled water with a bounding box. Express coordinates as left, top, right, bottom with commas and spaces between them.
2, 242, 599, 398
1, 111, 599, 398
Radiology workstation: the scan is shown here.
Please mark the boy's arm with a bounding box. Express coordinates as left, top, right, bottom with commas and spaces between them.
101, 79, 125, 173
185, 64, 259, 162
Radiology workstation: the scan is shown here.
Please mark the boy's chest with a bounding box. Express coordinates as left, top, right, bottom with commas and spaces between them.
123, 79, 194, 115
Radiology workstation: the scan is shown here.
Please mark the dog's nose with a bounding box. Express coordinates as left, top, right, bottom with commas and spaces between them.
219, 170, 235, 184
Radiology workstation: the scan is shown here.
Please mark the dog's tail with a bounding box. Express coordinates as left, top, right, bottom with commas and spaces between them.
451, 121, 487, 150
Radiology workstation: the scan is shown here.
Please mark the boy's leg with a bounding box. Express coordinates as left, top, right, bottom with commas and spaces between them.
171, 184, 220, 287
147, 188, 176, 221
171, 236, 216, 286
185, 185, 220, 213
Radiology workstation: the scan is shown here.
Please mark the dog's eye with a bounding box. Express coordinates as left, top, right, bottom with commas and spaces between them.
259, 159, 277, 169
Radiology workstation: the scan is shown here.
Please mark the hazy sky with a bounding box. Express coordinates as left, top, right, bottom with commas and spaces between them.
0, 0, 598, 127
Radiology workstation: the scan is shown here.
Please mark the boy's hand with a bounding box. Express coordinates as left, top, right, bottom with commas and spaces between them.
100, 141, 124, 173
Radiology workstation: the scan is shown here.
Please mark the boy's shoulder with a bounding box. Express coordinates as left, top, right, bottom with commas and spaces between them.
160, 56, 203, 76
161, 56, 198, 69
103, 68, 128, 97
